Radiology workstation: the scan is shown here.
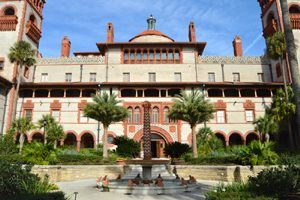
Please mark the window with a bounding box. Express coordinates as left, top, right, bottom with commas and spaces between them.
216, 110, 225, 123
65, 73, 72, 82
107, 135, 114, 144
123, 72, 130, 82
258, 73, 264, 82
174, 72, 182, 82
163, 107, 170, 123
133, 107, 141, 123
41, 73, 48, 82
51, 110, 60, 122
156, 51, 161, 61
208, 73, 215, 82
89, 73, 96, 82
276, 64, 282, 78
149, 73, 156, 82
233, 73, 240, 82
24, 67, 29, 78
24, 109, 33, 121
124, 51, 129, 61
4, 7, 15, 16
0, 61, 3, 70
151, 107, 159, 123
245, 110, 254, 122
79, 110, 88, 123
127, 107, 133, 123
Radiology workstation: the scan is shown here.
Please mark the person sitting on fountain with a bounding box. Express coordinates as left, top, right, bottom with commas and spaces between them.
102, 175, 110, 192
128, 179, 136, 188
155, 178, 164, 188
134, 173, 142, 185
188, 175, 197, 184
96, 176, 102, 189
172, 166, 177, 176
156, 174, 163, 181
116, 174, 122, 181
180, 177, 188, 186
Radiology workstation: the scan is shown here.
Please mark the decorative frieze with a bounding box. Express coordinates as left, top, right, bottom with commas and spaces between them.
0, 15, 18, 31
26, 21, 41, 44
198, 56, 270, 65
243, 100, 255, 109
36, 56, 105, 65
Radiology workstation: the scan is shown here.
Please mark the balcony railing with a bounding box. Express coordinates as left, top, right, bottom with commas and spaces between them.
290, 14, 300, 30
0, 15, 18, 31
26, 21, 42, 44
263, 19, 277, 38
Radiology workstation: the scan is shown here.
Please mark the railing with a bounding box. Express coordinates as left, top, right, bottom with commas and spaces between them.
290, 14, 300, 30
0, 15, 18, 31
263, 19, 277, 38
26, 21, 42, 44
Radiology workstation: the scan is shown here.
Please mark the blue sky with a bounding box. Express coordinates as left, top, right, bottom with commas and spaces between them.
39, 0, 266, 57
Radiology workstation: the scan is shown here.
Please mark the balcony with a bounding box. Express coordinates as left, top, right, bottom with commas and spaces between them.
290, 14, 300, 30
0, 15, 18, 31
25, 21, 42, 44
263, 19, 277, 38
259, 0, 274, 14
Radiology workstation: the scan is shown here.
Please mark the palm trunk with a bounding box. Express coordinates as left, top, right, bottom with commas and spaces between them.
280, 56, 295, 149
12, 65, 24, 121
280, 0, 300, 147
103, 126, 108, 159
191, 125, 198, 158
44, 127, 47, 145
19, 132, 25, 154
54, 140, 57, 149
265, 133, 270, 143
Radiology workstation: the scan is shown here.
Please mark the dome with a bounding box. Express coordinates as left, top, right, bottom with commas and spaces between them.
129, 30, 174, 43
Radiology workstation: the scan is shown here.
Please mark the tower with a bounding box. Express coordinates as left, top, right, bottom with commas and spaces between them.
147, 15, 156, 30
61, 36, 71, 57
189, 21, 196, 42
232, 35, 243, 57
106, 22, 114, 43
0, 0, 46, 133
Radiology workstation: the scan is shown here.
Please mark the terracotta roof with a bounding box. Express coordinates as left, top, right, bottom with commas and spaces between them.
129, 30, 174, 42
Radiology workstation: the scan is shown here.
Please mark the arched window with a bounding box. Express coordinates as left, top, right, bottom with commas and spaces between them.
163, 107, 170, 123
4, 7, 15, 16
127, 107, 133, 123
133, 107, 141, 123
29, 15, 36, 25
151, 107, 159, 123
289, 5, 300, 13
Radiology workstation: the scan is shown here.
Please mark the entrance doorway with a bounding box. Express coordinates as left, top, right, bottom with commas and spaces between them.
141, 133, 166, 158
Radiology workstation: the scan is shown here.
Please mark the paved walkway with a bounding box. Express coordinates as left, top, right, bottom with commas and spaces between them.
57, 179, 220, 200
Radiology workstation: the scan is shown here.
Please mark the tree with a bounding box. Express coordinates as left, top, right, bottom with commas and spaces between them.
113, 136, 141, 158
164, 142, 190, 160
197, 127, 224, 155
168, 91, 215, 158
37, 114, 56, 145
280, 0, 300, 146
8, 41, 36, 121
46, 123, 65, 149
10, 118, 35, 154
266, 32, 294, 148
84, 92, 128, 158
253, 114, 278, 143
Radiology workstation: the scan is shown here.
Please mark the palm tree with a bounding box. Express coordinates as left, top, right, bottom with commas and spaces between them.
10, 117, 35, 154
280, 0, 300, 146
253, 114, 278, 143
266, 32, 295, 148
168, 91, 215, 158
46, 123, 65, 149
269, 87, 296, 146
84, 92, 128, 158
37, 114, 56, 145
8, 41, 36, 121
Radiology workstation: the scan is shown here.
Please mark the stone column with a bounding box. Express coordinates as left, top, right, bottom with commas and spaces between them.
143, 101, 152, 160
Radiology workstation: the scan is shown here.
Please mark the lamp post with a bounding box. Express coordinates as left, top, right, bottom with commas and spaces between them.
97, 83, 101, 149
43, 120, 47, 145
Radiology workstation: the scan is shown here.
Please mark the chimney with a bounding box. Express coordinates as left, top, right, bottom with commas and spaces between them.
189, 21, 196, 42
61, 36, 71, 57
233, 35, 243, 57
106, 22, 114, 43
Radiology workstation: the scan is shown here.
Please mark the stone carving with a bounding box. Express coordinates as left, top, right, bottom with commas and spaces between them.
214, 100, 227, 109
243, 100, 255, 109
50, 100, 62, 109
36, 56, 105, 65
198, 56, 270, 65
142, 101, 152, 160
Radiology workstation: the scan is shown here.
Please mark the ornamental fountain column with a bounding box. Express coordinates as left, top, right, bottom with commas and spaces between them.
142, 101, 152, 179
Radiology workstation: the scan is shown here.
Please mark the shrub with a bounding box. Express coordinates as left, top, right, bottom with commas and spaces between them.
248, 165, 300, 197
164, 142, 190, 159
0, 131, 18, 155
239, 141, 278, 165
205, 182, 273, 200
0, 160, 60, 196
197, 127, 224, 155
114, 136, 140, 158
22, 142, 58, 165
5, 192, 68, 200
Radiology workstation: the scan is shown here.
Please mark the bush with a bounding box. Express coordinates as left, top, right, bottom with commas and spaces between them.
248, 165, 300, 197
0, 160, 60, 196
4, 192, 68, 200
22, 142, 58, 165
197, 127, 224, 155
184, 151, 239, 165
164, 142, 191, 159
205, 182, 273, 200
0, 131, 18, 155
238, 141, 278, 165
114, 136, 141, 158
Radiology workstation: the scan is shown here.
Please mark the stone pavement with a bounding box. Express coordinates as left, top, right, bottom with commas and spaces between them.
56, 179, 220, 200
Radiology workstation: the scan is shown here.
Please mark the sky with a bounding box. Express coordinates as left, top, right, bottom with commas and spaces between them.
39, 0, 266, 57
